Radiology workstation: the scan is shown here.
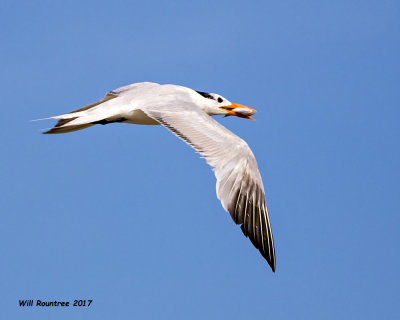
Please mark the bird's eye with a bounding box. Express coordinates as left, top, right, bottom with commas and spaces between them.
217, 97, 223, 103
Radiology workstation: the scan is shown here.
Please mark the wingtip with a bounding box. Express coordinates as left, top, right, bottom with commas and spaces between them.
264, 254, 276, 272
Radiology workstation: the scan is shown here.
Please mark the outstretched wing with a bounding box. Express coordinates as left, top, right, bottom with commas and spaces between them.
142, 103, 275, 271
44, 92, 118, 134
43, 82, 161, 134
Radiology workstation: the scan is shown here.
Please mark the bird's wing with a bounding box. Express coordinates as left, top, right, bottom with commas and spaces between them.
44, 92, 119, 132
142, 103, 275, 271
43, 82, 161, 133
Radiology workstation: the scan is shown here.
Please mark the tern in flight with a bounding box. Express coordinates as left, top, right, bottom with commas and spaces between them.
43, 82, 276, 271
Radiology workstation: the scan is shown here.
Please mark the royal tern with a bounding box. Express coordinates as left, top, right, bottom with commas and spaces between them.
43, 82, 276, 271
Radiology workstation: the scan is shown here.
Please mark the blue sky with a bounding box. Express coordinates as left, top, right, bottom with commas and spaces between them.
1, 0, 399, 319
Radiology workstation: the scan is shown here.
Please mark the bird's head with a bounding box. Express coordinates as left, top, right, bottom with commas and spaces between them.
195, 91, 256, 120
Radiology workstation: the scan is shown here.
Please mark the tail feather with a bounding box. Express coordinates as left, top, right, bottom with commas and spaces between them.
43, 123, 94, 134
54, 117, 78, 127
41, 91, 119, 134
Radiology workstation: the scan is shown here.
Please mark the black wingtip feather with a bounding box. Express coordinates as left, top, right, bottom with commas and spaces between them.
240, 223, 275, 272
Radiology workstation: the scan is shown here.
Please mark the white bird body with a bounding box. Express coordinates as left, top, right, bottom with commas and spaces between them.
43, 82, 276, 271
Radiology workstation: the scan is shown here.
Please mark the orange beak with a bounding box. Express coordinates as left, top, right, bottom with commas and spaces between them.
219, 103, 256, 120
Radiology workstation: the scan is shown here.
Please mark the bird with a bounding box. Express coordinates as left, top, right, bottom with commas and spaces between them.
43, 82, 276, 271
